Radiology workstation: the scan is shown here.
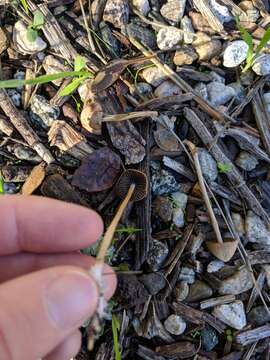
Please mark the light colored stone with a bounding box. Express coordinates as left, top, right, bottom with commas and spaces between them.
207, 260, 225, 273
245, 210, 270, 245
13, 20, 47, 55
131, 0, 150, 15
223, 40, 249, 68
236, 151, 258, 171
173, 46, 198, 66
160, 0, 186, 25
30, 95, 60, 129
179, 266, 195, 284
151, 161, 180, 195
164, 315, 186, 335
172, 207, 185, 227
154, 80, 182, 98
212, 301, 247, 330
174, 281, 189, 301
252, 54, 270, 76
193, 32, 222, 61
232, 212, 245, 237
218, 267, 253, 295
157, 27, 183, 50
181, 16, 195, 44
207, 82, 236, 107
198, 148, 218, 182
103, 0, 129, 28
142, 66, 168, 86
171, 192, 188, 210
209, 0, 232, 23
187, 280, 213, 302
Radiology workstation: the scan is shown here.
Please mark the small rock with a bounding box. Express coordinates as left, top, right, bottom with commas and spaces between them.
227, 82, 246, 103
201, 326, 219, 351
160, 0, 186, 25
207, 260, 225, 273
11, 144, 41, 163
209, 0, 232, 23
223, 40, 249, 68
132, 82, 153, 97
218, 267, 253, 295
198, 148, 218, 182
209, 71, 225, 84
186, 280, 213, 302
157, 27, 183, 50
195, 83, 208, 101
232, 212, 245, 237
193, 32, 222, 61
207, 82, 236, 107
13, 20, 47, 55
236, 151, 258, 171
174, 281, 189, 301
3, 183, 17, 194
13, 70, 26, 92
142, 66, 168, 86
147, 239, 169, 271
30, 95, 60, 129
252, 54, 270, 76
171, 192, 188, 210
189, 12, 215, 35
181, 16, 195, 44
164, 315, 187, 335
154, 128, 181, 152
179, 266, 195, 284
7, 90, 21, 107
140, 273, 166, 295
153, 196, 173, 222
172, 207, 185, 228
131, 0, 150, 15
151, 161, 180, 195
154, 80, 182, 98
245, 211, 270, 246
125, 22, 156, 49
247, 305, 270, 326
212, 301, 247, 330
103, 0, 129, 28
173, 46, 198, 66
0, 28, 8, 54
43, 55, 71, 86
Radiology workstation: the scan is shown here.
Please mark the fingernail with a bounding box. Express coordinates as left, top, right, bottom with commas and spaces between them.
46, 271, 98, 329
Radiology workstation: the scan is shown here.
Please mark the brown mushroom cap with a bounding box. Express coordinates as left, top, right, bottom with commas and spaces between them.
116, 169, 148, 202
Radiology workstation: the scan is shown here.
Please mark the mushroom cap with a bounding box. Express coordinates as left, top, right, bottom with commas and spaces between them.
116, 169, 148, 202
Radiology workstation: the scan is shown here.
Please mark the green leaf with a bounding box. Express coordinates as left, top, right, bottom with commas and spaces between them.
217, 162, 233, 173
112, 315, 121, 360
115, 227, 142, 234
0, 177, 4, 194
27, 27, 38, 42
74, 55, 87, 72
33, 10, 44, 29
0, 71, 91, 89
20, 0, 29, 14
236, 16, 254, 63
256, 27, 270, 55
59, 77, 86, 97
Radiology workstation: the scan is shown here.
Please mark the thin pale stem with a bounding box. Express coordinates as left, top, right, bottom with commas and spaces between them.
102, 111, 158, 122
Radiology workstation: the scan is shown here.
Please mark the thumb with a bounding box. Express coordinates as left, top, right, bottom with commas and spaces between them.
0, 266, 98, 360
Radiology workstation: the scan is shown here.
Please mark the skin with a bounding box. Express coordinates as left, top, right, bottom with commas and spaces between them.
0, 195, 117, 360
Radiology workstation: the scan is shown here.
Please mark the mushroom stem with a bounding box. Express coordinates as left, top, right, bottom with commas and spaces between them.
185, 140, 223, 245
97, 183, 136, 261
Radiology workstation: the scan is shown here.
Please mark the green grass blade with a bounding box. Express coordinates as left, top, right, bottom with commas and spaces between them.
236, 16, 254, 62
20, 0, 29, 14
59, 77, 86, 97
0, 71, 91, 89
256, 27, 270, 55
112, 315, 121, 360
0, 176, 4, 194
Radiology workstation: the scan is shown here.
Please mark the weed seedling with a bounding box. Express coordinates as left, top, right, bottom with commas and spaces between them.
27, 10, 44, 42
112, 315, 121, 360
217, 162, 233, 173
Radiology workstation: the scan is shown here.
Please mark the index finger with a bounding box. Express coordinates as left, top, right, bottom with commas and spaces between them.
0, 195, 103, 255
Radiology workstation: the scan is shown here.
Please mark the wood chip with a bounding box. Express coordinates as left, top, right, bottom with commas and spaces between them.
21, 162, 46, 195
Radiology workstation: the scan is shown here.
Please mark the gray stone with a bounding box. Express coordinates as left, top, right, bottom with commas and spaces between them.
7, 90, 21, 107
218, 267, 253, 295
154, 80, 182, 98
186, 280, 213, 302
209, 0, 232, 23
172, 208, 185, 228
247, 305, 270, 326
142, 66, 168, 86
11, 144, 42, 163
193, 32, 222, 61
198, 148, 218, 182
174, 281, 189, 302
164, 315, 186, 335
207, 82, 236, 107
227, 82, 246, 104
140, 273, 166, 295
212, 301, 247, 330
179, 267, 195, 284
236, 151, 258, 171
147, 239, 169, 271
103, 0, 129, 28
173, 46, 198, 66
151, 162, 180, 196
223, 40, 249, 68
125, 22, 156, 49
201, 327, 219, 351
30, 95, 60, 129
245, 211, 270, 246
153, 196, 173, 222
181, 16, 195, 44
209, 71, 225, 84
195, 83, 208, 101
171, 192, 188, 210
157, 27, 183, 50
131, 0, 150, 15
207, 260, 225, 273
252, 54, 270, 76
160, 0, 186, 25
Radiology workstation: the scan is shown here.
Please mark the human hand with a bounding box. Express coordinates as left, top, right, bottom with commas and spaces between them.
0, 195, 116, 360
